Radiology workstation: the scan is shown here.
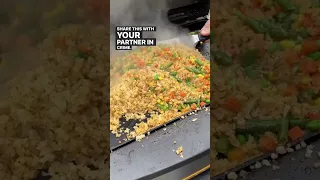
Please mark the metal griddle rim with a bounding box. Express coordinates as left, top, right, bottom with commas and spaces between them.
213, 132, 320, 180
110, 104, 210, 152
138, 149, 210, 180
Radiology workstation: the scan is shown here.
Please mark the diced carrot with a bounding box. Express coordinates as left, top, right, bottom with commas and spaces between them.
169, 92, 175, 99
311, 27, 320, 37
259, 135, 278, 153
77, 44, 91, 53
153, 64, 158, 68
224, 96, 242, 112
164, 97, 170, 103
284, 50, 299, 66
275, 4, 283, 13
283, 85, 298, 96
300, 59, 318, 74
155, 52, 162, 56
200, 101, 206, 107
191, 103, 197, 110
180, 91, 187, 98
227, 148, 246, 162
135, 59, 145, 68
240, 6, 246, 15
164, 47, 170, 51
204, 74, 210, 79
288, 126, 305, 141
311, 73, 320, 87
204, 80, 210, 86
306, 112, 320, 120
302, 13, 315, 28
251, 0, 262, 8
54, 36, 68, 50
301, 40, 319, 55
296, 83, 310, 91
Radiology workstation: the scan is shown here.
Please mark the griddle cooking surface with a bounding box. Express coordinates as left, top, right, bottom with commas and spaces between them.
110, 39, 210, 151
110, 113, 150, 150
110, 105, 210, 151
110, 107, 210, 180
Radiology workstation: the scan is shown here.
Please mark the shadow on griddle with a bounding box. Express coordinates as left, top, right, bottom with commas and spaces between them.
110, 113, 152, 150
110, 104, 210, 151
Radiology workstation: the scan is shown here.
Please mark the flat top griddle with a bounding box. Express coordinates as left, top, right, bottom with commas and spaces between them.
110, 38, 210, 180
110, 107, 210, 180
110, 37, 210, 151
110, 107, 208, 151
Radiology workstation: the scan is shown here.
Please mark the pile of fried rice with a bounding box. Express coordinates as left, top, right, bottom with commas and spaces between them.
0, 24, 108, 179
110, 44, 210, 139
211, 0, 320, 176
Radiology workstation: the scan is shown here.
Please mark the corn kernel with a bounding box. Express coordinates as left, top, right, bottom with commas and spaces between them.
267, 72, 276, 81
314, 97, 320, 106
301, 76, 312, 85
280, 40, 296, 49
294, 44, 301, 52
159, 77, 163, 80
197, 74, 204, 78
157, 99, 161, 103
56, 2, 66, 13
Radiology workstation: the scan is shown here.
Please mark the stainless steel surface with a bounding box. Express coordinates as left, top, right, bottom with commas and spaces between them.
153, 154, 209, 180
110, 109, 210, 180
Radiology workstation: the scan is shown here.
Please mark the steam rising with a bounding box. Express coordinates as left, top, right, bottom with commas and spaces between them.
110, 0, 195, 56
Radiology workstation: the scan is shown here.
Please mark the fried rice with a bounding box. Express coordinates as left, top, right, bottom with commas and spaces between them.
211, 0, 320, 176
0, 24, 108, 179
110, 44, 210, 140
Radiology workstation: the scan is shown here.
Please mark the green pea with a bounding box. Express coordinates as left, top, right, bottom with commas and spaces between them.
268, 42, 283, 53
154, 74, 160, 80
308, 52, 320, 60
205, 99, 210, 104
306, 120, 320, 131
170, 71, 178, 76
236, 134, 248, 145
216, 136, 232, 154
